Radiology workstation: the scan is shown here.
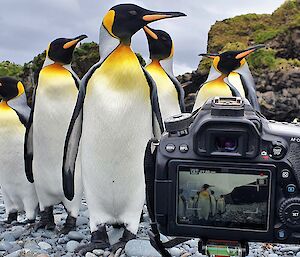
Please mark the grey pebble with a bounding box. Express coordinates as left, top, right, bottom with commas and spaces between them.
66, 240, 80, 253
2, 232, 16, 242
68, 231, 85, 241
0, 241, 13, 251
169, 247, 182, 257
281, 246, 300, 252
103, 250, 111, 257
125, 239, 160, 257
93, 249, 104, 255
24, 240, 40, 250
7, 244, 22, 253
5, 249, 24, 257
38, 241, 52, 250
267, 254, 278, 257
85, 252, 97, 257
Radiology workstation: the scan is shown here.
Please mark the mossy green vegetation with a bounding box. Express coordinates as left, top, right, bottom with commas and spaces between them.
201, 0, 300, 74
0, 61, 23, 79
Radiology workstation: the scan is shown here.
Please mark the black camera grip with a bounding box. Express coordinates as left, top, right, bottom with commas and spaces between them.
287, 143, 300, 188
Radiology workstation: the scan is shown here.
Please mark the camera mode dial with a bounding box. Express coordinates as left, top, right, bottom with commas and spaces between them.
164, 113, 193, 136
279, 198, 300, 227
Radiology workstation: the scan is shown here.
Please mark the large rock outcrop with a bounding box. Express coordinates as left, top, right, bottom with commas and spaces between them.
180, 0, 300, 122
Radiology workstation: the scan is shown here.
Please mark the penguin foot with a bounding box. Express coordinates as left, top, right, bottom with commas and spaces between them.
58, 215, 76, 235
77, 225, 110, 255
6, 212, 18, 224
111, 228, 136, 253
34, 206, 55, 231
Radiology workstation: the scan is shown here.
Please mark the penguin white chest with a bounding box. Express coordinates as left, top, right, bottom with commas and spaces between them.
32, 64, 79, 202
146, 62, 181, 122
81, 45, 152, 223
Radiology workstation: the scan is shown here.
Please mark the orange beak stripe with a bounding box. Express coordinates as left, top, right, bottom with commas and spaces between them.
143, 14, 171, 22
143, 26, 158, 40
63, 39, 80, 49
235, 49, 255, 59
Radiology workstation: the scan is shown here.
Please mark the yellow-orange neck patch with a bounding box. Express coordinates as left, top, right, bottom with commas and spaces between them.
17, 81, 25, 97
103, 10, 116, 38
212, 56, 221, 73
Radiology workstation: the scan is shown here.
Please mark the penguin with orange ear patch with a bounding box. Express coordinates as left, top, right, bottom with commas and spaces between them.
193, 45, 264, 112
24, 35, 87, 234
62, 4, 185, 254
144, 26, 185, 132
0, 77, 39, 224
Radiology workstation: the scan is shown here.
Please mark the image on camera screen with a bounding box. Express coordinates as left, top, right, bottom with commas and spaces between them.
177, 166, 271, 231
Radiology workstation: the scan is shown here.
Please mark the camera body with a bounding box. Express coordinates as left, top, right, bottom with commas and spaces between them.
155, 97, 300, 244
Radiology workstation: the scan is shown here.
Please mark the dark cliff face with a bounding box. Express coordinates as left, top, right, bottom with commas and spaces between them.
180, 0, 300, 122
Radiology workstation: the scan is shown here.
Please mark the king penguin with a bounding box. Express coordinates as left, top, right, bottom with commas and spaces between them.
24, 35, 87, 233
0, 77, 38, 224
193, 45, 264, 112
144, 26, 185, 128
62, 4, 185, 254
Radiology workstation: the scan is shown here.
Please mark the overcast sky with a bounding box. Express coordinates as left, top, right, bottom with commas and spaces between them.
0, 0, 285, 75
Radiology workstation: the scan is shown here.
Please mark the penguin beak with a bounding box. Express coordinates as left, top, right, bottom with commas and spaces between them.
142, 11, 186, 22
63, 35, 88, 49
143, 26, 158, 40
199, 53, 219, 59
235, 44, 265, 59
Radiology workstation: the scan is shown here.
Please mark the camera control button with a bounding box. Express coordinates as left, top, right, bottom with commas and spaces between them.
277, 229, 288, 240
286, 184, 297, 194
270, 142, 287, 160
279, 198, 300, 227
165, 144, 176, 153
281, 169, 290, 179
179, 144, 189, 153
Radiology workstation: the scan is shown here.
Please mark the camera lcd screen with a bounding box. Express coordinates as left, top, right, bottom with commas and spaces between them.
177, 166, 271, 231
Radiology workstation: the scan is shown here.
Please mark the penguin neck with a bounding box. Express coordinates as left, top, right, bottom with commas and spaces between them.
0, 100, 10, 110
99, 24, 122, 63
43, 56, 69, 69
149, 59, 162, 68
214, 73, 227, 82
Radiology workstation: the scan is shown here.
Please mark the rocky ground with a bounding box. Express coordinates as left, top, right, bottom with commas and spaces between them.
0, 192, 300, 257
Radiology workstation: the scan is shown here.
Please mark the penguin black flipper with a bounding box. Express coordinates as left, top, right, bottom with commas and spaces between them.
24, 85, 38, 183
7, 89, 31, 127
62, 85, 85, 201
167, 74, 186, 112
142, 67, 164, 135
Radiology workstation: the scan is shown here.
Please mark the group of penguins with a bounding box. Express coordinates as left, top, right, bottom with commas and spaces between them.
0, 3, 263, 255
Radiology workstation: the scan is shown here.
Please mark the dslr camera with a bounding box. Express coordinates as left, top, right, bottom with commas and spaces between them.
154, 97, 300, 245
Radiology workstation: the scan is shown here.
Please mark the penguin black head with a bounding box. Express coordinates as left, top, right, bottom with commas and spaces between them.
103, 4, 186, 44
200, 45, 265, 74
0, 77, 24, 101
144, 26, 173, 60
47, 35, 88, 64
